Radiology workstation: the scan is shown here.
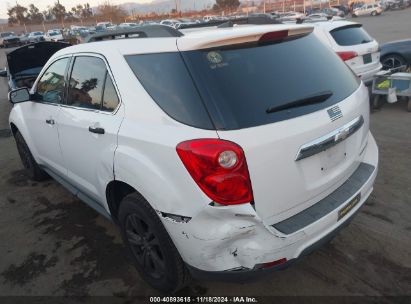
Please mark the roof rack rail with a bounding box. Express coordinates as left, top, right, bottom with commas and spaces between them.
85, 25, 182, 43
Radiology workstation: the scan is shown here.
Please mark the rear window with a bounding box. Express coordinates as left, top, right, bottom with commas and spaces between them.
126, 33, 359, 130
330, 25, 373, 46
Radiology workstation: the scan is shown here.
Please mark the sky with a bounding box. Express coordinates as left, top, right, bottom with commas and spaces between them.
0, 0, 153, 19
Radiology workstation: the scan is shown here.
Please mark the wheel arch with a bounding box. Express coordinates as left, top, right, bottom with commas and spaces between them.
105, 180, 137, 222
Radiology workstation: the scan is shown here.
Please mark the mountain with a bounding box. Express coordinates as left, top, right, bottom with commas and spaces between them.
117, 0, 216, 15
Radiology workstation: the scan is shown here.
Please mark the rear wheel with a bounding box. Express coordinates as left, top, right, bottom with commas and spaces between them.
371, 11, 377, 16
14, 130, 49, 181
381, 54, 408, 71
118, 193, 191, 293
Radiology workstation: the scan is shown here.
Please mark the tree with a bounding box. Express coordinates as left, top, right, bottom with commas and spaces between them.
214, 0, 240, 10
42, 8, 53, 21
51, 1, 66, 22
97, 2, 126, 21
7, 4, 28, 25
27, 4, 44, 24
82, 3, 93, 18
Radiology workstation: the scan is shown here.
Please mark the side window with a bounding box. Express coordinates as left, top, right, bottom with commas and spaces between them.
36, 58, 69, 104
67, 56, 106, 110
102, 74, 120, 112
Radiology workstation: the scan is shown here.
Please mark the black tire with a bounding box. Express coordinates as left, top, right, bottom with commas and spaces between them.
118, 193, 191, 293
352, 13, 357, 17
371, 11, 377, 16
14, 130, 49, 181
381, 54, 408, 70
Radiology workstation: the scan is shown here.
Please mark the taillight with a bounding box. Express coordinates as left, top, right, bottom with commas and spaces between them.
336, 51, 358, 61
259, 30, 288, 44
176, 139, 253, 205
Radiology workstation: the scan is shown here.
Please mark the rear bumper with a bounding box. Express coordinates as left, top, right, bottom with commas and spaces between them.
358, 63, 382, 86
161, 132, 378, 275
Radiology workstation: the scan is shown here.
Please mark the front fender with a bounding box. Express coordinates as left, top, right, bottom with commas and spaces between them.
8, 104, 41, 162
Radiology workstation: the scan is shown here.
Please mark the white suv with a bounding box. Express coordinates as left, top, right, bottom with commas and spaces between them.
353, 4, 383, 17
8, 24, 378, 292
313, 20, 382, 85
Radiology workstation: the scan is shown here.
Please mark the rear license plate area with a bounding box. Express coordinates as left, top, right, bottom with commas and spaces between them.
338, 193, 361, 221
363, 53, 372, 64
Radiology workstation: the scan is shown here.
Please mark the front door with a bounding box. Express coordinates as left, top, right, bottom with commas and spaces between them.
21, 57, 70, 176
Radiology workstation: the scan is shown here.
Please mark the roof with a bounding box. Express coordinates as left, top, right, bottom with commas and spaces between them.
51, 23, 314, 59
311, 20, 358, 31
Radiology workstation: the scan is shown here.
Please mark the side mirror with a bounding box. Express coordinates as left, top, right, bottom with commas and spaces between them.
0, 68, 7, 77
8, 87, 30, 104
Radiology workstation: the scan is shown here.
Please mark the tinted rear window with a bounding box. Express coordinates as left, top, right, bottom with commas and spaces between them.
126, 33, 359, 130
330, 25, 373, 46
125, 53, 214, 129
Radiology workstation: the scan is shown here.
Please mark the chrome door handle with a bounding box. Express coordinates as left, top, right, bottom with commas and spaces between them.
46, 119, 55, 125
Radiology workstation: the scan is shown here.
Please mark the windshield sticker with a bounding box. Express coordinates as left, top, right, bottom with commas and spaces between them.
207, 51, 228, 69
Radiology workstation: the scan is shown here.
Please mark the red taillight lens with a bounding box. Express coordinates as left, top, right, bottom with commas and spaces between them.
336, 51, 358, 61
259, 30, 288, 44
176, 139, 253, 205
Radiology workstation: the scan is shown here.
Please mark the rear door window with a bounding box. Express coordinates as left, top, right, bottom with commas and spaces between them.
330, 24, 373, 46
67, 56, 106, 110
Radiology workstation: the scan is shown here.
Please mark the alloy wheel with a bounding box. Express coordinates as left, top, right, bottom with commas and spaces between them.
125, 213, 166, 279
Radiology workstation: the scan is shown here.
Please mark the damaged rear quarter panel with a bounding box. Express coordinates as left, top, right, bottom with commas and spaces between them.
159, 203, 293, 271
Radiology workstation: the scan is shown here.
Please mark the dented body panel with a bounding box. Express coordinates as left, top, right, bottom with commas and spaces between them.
160, 134, 378, 272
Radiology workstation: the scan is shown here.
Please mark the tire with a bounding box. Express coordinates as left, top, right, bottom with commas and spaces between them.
371, 11, 377, 16
14, 131, 49, 181
118, 193, 191, 293
381, 54, 408, 70
352, 13, 357, 17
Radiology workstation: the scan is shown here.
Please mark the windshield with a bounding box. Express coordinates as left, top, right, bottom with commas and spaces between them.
330, 25, 373, 46
126, 33, 359, 130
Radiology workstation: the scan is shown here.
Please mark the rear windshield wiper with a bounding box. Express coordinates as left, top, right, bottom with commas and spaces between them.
266, 91, 333, 114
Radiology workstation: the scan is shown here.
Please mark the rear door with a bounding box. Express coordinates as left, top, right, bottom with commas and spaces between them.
58, 55, 124, 204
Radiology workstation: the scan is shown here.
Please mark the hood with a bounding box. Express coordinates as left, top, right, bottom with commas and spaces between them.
6, 41, 70, 76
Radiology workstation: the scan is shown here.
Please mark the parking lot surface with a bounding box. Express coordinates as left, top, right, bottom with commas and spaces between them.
0, 10, 410, 299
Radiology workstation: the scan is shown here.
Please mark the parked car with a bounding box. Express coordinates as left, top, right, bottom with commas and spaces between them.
313, 21, 382, 85
332, 5, 350, 15
279, 11, 306, 21
0, 32, 20, 48
28, 31, 45, 43
118, 23, 138, 28
380, 39, 411, 70
8, 24, 378, 293
45, 30, 64, 42
0, 41, 69, 90
19, 33, 30, 45
321, 7, 345, 17
352, 3, 383, 16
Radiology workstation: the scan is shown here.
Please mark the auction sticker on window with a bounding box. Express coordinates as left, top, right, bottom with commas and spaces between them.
338, 193, 361, 221
207, 51, 228, 69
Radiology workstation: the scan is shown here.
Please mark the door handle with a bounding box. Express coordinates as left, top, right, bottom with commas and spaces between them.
46, 119, 55, 125
88, 126, 105, 134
